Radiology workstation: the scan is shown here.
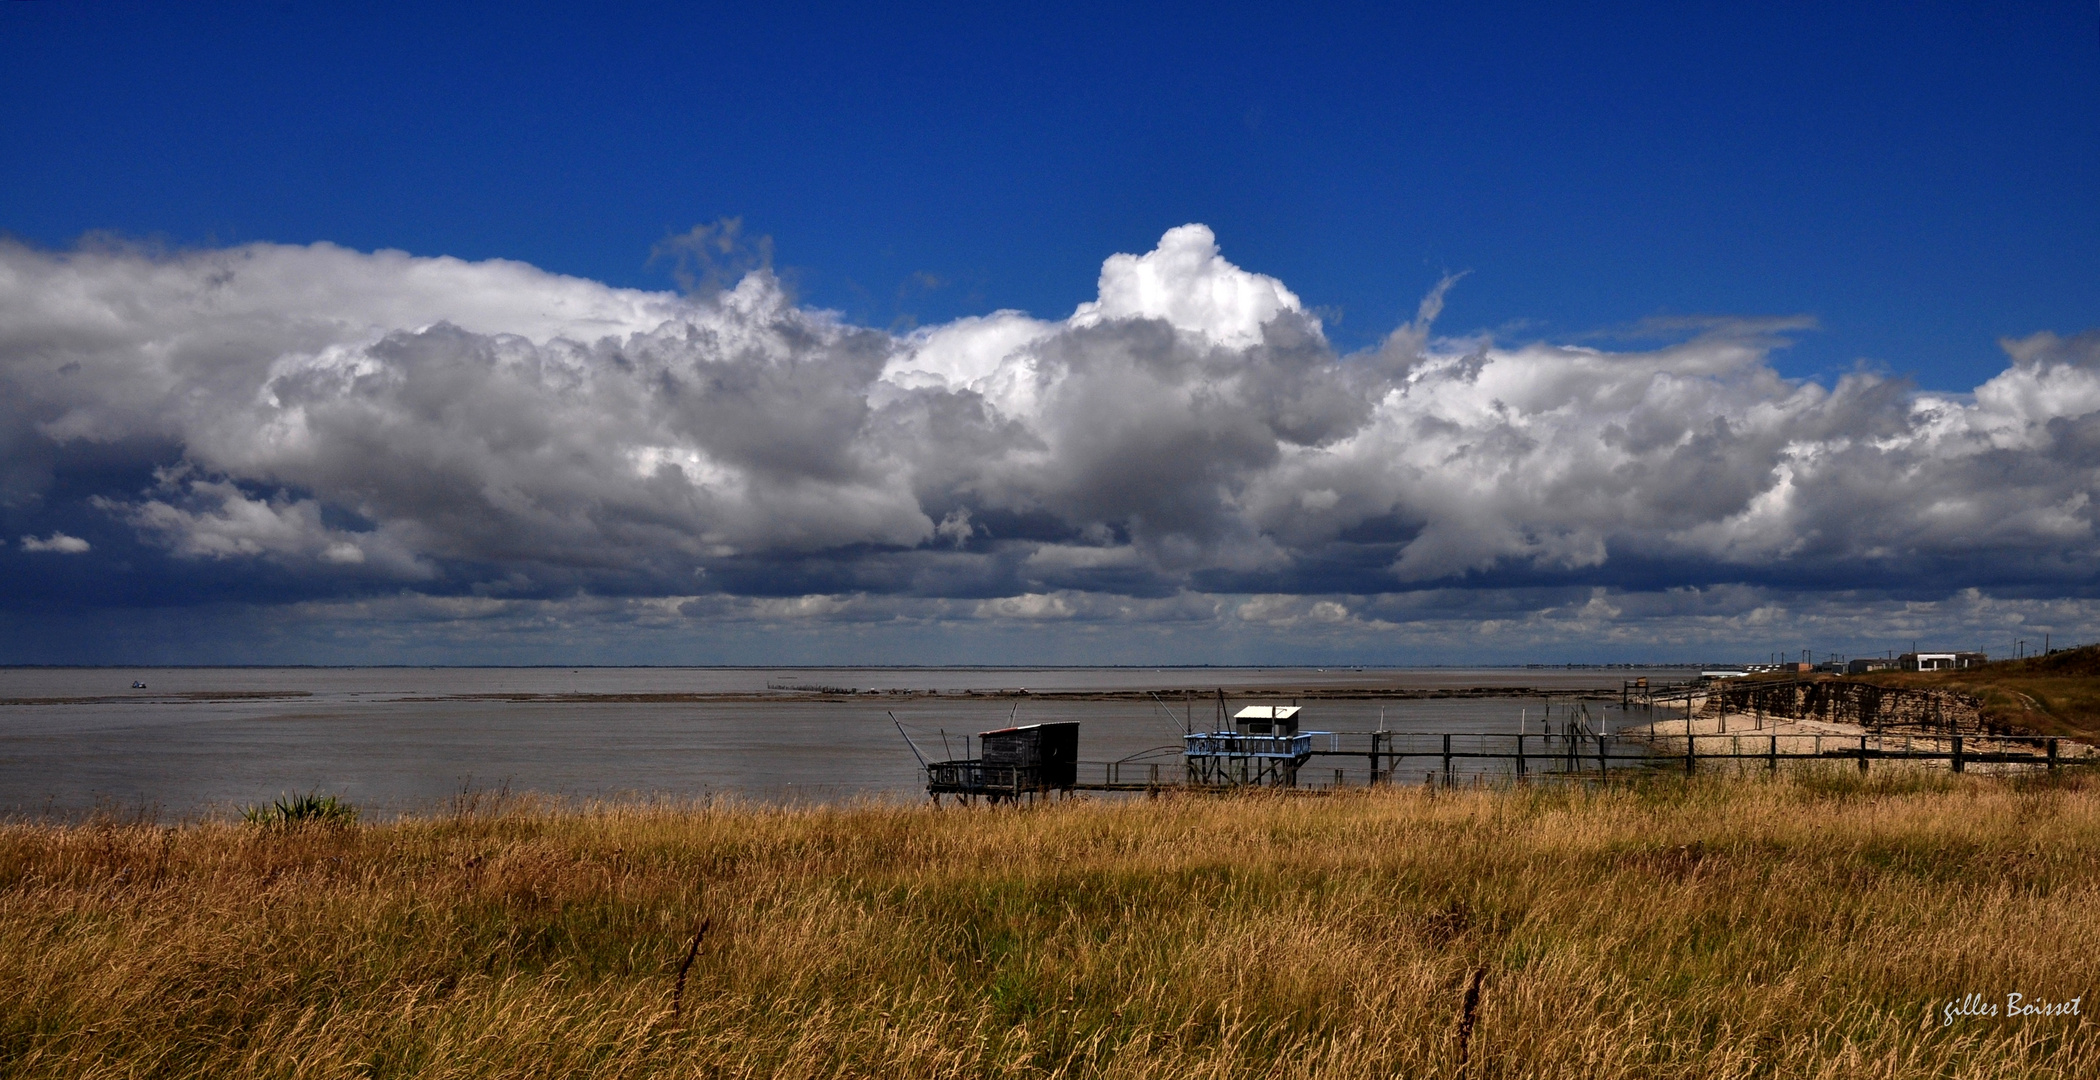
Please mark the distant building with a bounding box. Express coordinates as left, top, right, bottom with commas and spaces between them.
1898, 651, 1988, 672
1846, 657, 1900, 674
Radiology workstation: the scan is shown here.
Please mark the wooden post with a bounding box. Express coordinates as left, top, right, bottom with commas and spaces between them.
1443, 734, 1453, 787
1768, 734, 1777, 773
1368, 732, 1382, 785
1685, 731, 1695, 775
1516, 733, 1526, 778
2049, 739, 2060, 771
1951, 736, 1963, 774
1859, 735, 1870, 775
1597, 732, 1608, 777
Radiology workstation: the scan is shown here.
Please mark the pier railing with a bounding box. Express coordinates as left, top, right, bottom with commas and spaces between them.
1182, 731, 1316, 760
1304, 729, 2093, 784
926, 760, 1052, 796
936, 730, 2093, 800
1058, 730, 2094, 793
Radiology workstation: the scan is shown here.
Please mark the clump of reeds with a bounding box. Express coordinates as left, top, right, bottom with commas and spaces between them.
238, 791, 360, 827
1, 770, 2096, 1078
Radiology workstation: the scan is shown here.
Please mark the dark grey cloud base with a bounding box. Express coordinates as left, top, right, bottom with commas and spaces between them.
3, 227, 2096, 662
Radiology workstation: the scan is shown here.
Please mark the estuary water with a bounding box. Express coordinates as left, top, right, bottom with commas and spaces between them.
0, 666, 1684, 819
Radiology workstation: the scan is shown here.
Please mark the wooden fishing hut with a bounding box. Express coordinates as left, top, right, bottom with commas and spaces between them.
926, 721, 1080, 804
1183, 705, 1324, 787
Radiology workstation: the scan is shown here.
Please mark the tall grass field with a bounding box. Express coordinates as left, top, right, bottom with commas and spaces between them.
3, 772, 2095, 1078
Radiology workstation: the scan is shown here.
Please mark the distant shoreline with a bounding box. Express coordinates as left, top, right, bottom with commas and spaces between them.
0, 662, 1743, 671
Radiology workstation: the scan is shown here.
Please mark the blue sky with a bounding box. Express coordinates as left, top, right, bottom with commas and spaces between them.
2, 2, 2097, 664
7, 1, 2095, 384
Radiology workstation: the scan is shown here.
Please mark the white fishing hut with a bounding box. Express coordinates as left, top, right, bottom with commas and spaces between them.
1183, 705, 1327, 787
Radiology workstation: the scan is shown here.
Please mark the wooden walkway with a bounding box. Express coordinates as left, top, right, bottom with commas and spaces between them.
1059, 729, 2089, 792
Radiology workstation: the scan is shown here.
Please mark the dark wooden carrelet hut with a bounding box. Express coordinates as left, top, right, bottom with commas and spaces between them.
926, 721, 1079, 805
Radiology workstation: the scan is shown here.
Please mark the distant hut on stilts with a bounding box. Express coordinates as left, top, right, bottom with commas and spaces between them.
923, 721, 1080, 805
1183, 691, 1325, 787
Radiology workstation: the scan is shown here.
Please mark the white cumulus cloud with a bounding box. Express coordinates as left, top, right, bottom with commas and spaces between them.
2, 226, 2098, 653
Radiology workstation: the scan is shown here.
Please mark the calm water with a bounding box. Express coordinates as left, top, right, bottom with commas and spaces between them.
0, 667, 1681, 819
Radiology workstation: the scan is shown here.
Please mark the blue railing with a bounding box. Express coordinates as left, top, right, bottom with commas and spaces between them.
1183, 731, 1318, 760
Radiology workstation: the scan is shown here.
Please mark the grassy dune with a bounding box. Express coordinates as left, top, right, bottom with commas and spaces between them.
3, 773, 2097, 1079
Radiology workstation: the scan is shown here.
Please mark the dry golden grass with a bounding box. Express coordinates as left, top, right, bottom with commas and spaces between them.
4, 772, 2097, 1078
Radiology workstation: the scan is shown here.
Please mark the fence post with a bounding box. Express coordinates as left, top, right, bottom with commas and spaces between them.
1515, 733, 1525, 778
1952, 736, 1963, 774
1685, 732, 1695, 775
1443, 734, 1453, 787
1859, 735, 1870, 775
1768, 734, 1777, 773
1597, 733, 1608, 777
2049, 739, 2060, 771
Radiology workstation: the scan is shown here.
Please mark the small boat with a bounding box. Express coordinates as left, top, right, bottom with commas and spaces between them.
131, 680, 146, 688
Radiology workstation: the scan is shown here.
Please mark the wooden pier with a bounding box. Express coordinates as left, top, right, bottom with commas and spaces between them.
1049, 728, 2089, 794
908, 694, 2092, 804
